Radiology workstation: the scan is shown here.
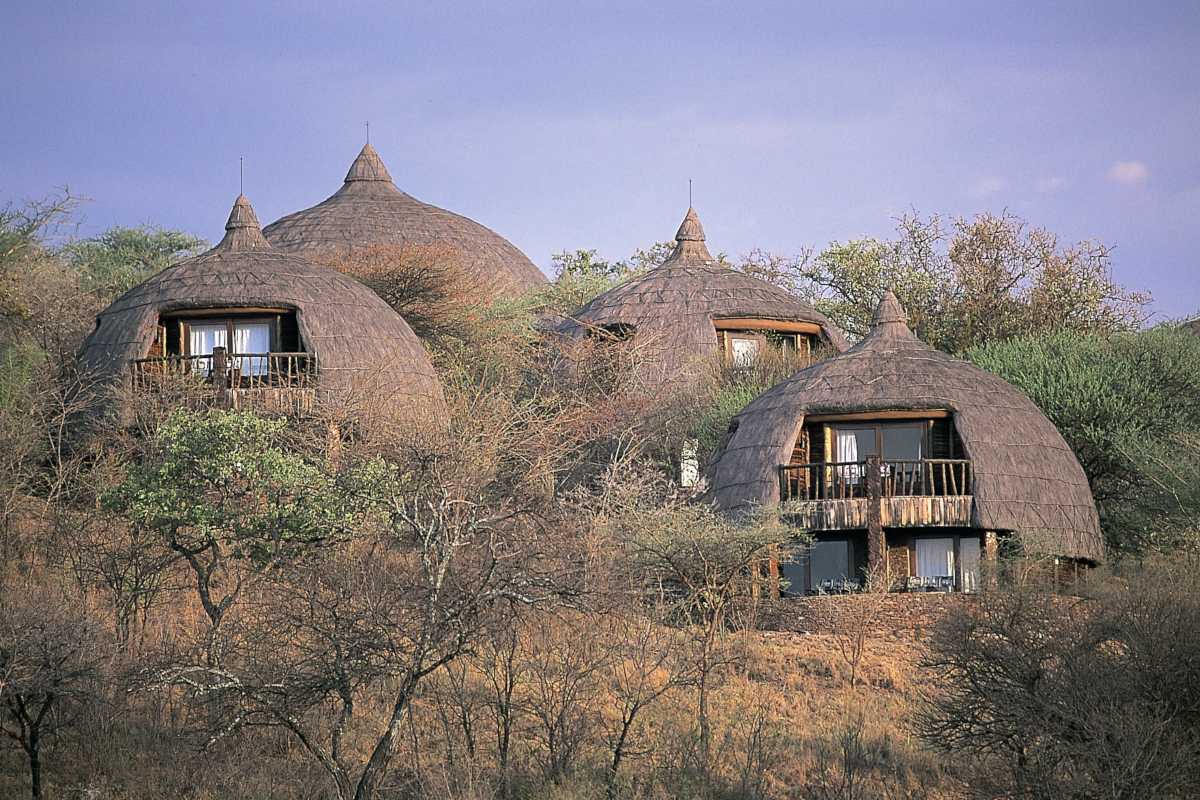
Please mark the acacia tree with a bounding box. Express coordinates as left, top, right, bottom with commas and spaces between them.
331, 242, 483, 347
764, 212, 1148, 352
151, 479, 562, 800
582, 458, 790, 775
966, 328, 1200, 554
63, 225, 206, 300
105, 409, 361, 660
917, 560, 1200, 799
600, 611, 695, 798
0, 588, 105, 800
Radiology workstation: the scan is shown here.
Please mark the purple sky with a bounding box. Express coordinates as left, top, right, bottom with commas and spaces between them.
3, 1, 1198, 319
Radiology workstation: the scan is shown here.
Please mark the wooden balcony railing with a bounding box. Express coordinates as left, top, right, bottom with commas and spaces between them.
779, 458, 972, 502
130, 348, 317, 392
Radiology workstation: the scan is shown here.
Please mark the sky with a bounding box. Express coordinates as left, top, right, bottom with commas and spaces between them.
3, 1, 1198, 319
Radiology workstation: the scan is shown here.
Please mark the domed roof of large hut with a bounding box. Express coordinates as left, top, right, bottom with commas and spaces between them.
261, 144, 546, 300
557, 207, 848, 387
707, 292, 1103, 562
79, 194, 442, 418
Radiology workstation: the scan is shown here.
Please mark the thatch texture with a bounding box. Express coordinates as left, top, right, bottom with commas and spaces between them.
79, 194, 443, 417
556, 207, 848, 391
262, 144, 546, 300
707, 292, 1103, 562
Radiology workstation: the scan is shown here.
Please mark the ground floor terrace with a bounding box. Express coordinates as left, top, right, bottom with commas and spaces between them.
774, 527, 1092, 597
776, 527, 998, 596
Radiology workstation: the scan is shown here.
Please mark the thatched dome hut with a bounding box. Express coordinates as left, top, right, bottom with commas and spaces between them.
708, 292, 1102, 571
79, 194, 442, 420
262, 144, 546, 300
556, 207, 848, 392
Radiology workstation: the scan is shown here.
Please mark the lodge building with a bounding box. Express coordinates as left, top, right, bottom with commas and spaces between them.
707, 292, 1103, 593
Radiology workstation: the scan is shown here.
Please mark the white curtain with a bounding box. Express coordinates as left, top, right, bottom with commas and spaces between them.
836, 430, 861, 484
731, 338, 759, 368
959, 537, 981, 592
915, 538, 955, 578
232, 322, 271, 376
188, 323, 226, 375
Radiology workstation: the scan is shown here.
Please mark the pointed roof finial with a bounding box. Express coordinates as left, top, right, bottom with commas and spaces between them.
344, 142, 393, 183
869, 290, 916, 341
365, 120, 370, 145
675, 206, 706, 242
239, 156, 244, 195
663, 206, 715, 266
218, 194, 270, 251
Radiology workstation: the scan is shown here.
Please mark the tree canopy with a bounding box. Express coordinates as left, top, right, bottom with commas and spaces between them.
966, 327, 1200, 554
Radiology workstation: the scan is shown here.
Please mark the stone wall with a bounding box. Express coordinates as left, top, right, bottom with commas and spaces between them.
759, 591, 977, 636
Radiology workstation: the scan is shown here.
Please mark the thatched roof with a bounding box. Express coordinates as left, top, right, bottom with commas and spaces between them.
556, 207, 848, 389
262, 144, 546, 299
707, 292, 1103, 562
79, 194, 443, 416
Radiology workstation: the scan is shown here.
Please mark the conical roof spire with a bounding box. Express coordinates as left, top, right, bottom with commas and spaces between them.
344, 143, 393, 183
216, 194, 270, 251
666, 206, 715, 265
675, 207, 706, 242
868, 290, 917, 341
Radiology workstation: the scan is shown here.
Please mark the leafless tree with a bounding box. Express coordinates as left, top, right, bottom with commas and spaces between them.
917, 559, 1200, 799
600, 610, 695, 799
145, 488, 562, 800
0, 586, 106, 800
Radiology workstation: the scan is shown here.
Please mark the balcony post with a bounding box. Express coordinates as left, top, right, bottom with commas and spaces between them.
866, 454, 886, 587
211, 347, 227, 388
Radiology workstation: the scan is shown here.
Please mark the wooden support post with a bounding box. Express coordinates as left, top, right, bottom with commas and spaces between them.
326, 421, 342, 471
212, 346, 228, 390
767, 543, 781, 599
211, 346, 230, 408
866, 454, 885, 588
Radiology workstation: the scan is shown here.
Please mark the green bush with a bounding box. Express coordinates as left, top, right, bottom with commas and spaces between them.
966, 327, 1200, 554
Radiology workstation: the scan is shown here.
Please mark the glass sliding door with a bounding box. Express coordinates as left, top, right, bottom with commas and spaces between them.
809, 538, 854, 591
232, 321, 272, 376
915, 537, 955, 578
959, 537, 981, 592
187, 322, 227, 375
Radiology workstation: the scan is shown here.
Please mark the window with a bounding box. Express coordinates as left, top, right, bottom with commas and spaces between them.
831, 422, 927, 484
730, 336, 761, 367
959, 537, 981, 592
915, 537, 955, 578
155, 310, 303, 379
714, 320, 820, 368
781, 537, 856, 594
185, 318, 274, 376
810, 539, 852, 586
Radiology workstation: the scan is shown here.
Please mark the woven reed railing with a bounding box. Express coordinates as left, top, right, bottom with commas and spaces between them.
779, 458, 971, 502
130, 349, 317, 391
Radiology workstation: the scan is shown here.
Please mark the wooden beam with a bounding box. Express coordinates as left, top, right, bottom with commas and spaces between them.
161, 307, 293, 318
806, 410, 951, 423
712, 318, 824, 335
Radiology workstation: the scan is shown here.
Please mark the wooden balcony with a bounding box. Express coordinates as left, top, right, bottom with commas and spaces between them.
130, 348, 317, 414
779, 458, 973, 532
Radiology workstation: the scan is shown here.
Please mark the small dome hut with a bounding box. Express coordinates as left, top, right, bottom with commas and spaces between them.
556, 207, 848, 393
262, 144, 546, 300
79, 194, 442, 422
707, 292, 1102, 593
